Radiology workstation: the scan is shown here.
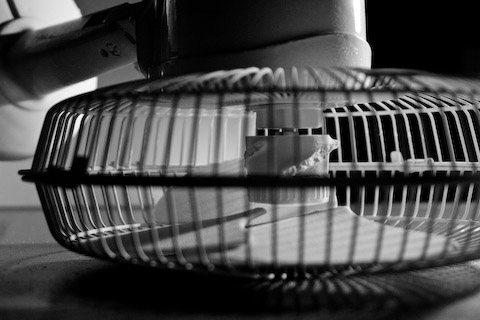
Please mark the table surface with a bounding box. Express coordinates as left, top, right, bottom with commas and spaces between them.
2, 208, 480, 320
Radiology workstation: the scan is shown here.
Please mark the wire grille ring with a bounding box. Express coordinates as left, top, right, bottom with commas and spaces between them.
21, 67, 480, 279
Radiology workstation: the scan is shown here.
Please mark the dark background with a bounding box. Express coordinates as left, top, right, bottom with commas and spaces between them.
366, 1, 480, 75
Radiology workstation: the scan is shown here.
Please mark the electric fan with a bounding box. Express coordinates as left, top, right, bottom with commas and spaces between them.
20, 67, 480, 275
2, 0, 480, 311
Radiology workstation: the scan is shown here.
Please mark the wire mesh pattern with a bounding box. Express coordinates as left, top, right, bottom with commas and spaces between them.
22, 67, 480, 278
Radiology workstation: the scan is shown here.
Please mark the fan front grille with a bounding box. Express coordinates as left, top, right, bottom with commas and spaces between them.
22, 67, 480, 277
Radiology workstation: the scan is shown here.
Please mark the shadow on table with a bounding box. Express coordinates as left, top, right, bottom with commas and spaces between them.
63, 261, 480, 319
2, 243, 480, 320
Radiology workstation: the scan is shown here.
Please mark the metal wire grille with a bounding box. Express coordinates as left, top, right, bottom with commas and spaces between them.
22, 67, 480, 277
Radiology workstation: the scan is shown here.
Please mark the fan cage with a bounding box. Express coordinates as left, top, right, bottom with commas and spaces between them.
21, 68, 480, 277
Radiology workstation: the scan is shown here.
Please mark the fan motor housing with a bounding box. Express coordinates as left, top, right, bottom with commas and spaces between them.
137, 0, 372, 77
